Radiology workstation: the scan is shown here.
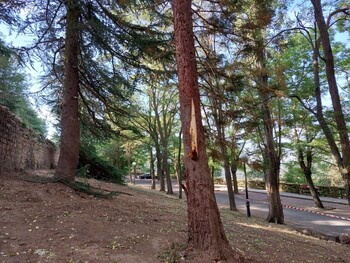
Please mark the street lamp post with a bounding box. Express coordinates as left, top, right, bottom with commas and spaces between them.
240, 154, 251, 218
132, 161, 136, 185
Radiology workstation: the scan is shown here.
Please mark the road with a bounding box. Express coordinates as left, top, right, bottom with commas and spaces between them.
133, 179, 350, 239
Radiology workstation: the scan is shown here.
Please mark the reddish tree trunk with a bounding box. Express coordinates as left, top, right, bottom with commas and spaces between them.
172, 0, 242, 261
55, 0, 80, 182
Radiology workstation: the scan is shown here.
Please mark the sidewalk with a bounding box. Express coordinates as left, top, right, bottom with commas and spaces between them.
214, 184, 348, 205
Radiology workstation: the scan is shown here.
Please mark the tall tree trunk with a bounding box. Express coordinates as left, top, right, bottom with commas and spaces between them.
127, 154, 132, 183
223, 158, 237, 211
213, 98, 237, 211
150, 147, 156, 190
172, 0, 241, 260
298, 148, 324, 208
261, 95, 284, 224
55, 0, 80, 182
311, 0, 350, 205
156, 148, 165, 191
163, 149, 173, 195
218, 125, 237, 211
230, 161, 239, 194
176, 128, 183, 199
257, 49, 284, 224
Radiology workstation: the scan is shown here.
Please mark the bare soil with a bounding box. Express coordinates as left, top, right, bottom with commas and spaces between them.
0, 170, 349, 263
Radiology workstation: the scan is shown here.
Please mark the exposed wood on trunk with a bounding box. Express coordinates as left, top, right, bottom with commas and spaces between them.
172, 0, 242, 260
189, 99, 198, 161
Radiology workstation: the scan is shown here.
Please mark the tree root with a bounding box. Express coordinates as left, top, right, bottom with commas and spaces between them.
19, 171, 132, 198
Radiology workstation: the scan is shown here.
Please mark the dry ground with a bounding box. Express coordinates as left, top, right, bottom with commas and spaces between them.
0, 171, 349, 263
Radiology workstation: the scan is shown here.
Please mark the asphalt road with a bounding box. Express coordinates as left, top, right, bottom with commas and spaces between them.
133, 179, 350, 239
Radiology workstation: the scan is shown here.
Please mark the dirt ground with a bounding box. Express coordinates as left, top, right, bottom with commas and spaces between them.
0, 170, 349, 263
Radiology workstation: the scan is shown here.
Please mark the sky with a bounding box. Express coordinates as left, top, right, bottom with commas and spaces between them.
1, 1, 348, 140
0, 22, 57, 139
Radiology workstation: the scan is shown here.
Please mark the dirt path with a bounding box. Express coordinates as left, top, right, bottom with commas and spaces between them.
0, 171, 349, 262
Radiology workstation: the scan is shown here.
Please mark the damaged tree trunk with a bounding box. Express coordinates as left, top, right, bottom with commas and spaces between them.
172, 0, 242, 261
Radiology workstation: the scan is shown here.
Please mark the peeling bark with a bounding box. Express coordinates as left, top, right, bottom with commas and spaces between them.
172, 0, 242, 260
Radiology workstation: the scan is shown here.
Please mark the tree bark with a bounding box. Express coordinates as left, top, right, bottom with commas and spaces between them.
262, 94, 284, 223
213, 97, 237, 211
150, 147, 156, 190
230, 161, 239, 194
218, 126, 237, 211
223, 158, 237, 211
172, 0, 241, 261
298, 148, 324, 208
163, 149, 173, 195
176, 128, 183, 199
311, 0, 350, 205
155, 147, 165, 191
55, 0, 80, 182
257, 45, 284, 224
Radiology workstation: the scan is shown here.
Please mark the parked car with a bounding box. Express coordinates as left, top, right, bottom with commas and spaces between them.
140, 173, 151, 179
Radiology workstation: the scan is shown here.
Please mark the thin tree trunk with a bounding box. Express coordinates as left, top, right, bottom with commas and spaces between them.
311, 0, 350, 205
127, 155, 132, 183
172, 0, 241, 260
224, 159, 237, 211
55, 0, 80, 182
156, 148, 165, 191
176, 128, 183, 199
164, 150, 173, 195
298, 148, 324, 208
219, 128, 237, 211
150, 147, 156, 190
230, 160, 239, 194
214, 101, 237, 211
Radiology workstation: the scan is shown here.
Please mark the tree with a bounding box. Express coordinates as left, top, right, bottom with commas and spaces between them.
20, 0, 172, 182
0, 0, 25, 26
233, 0, 285, 223
151, 79, 178, 194
172, 0, 242, 260
0, 40, 47, 135
55, 0, 80, 182
310, 0, 350, 205
284, 2, 350, 205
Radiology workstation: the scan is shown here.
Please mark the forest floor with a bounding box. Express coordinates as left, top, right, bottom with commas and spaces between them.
0, 170, 349, 263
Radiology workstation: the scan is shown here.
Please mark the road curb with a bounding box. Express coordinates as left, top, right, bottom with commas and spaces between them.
282, 204, 350, 222
214, 186, 348, 205
234, 195, 346, 243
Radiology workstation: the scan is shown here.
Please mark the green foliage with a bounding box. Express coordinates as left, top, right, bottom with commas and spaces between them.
22, 0, 173, 140
79, 137, 125, 184
282, 161, 306, 184
282, 158, 334, 186
0, 39, 47, 135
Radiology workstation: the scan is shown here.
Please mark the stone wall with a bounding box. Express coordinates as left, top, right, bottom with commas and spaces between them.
0, 105, 57, 172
